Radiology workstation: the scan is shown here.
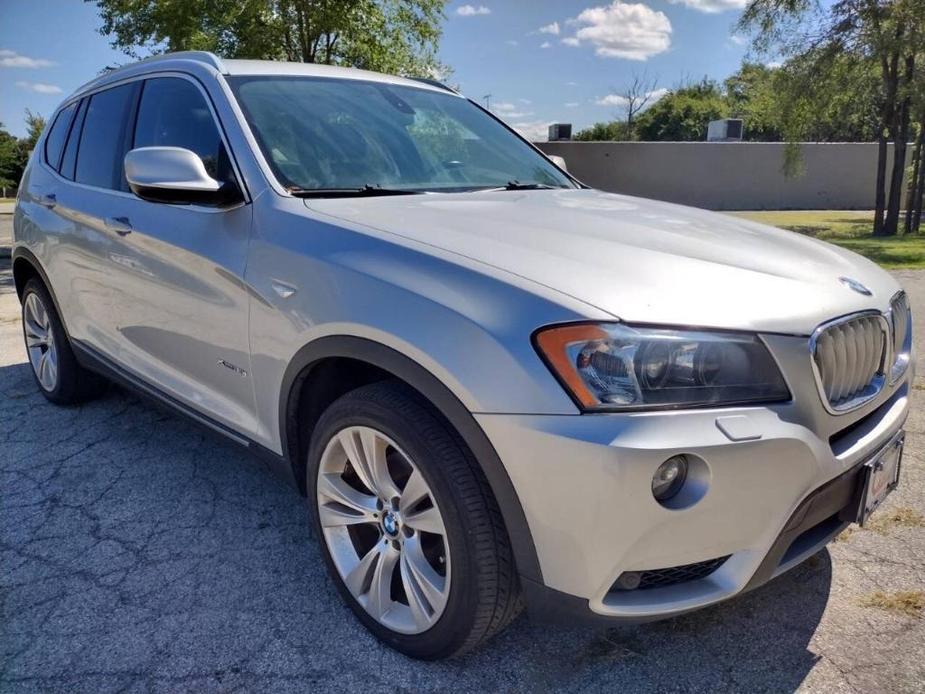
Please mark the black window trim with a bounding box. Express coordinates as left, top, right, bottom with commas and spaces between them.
43, 101, 78, 172
38, 70, 250, 208
60, 97, 89, 181
74, 80, 141, 191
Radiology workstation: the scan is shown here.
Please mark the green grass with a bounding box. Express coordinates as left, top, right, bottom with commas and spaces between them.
728, 210, 925, 269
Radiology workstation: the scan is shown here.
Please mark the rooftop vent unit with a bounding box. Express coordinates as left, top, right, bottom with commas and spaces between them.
707, 119, 744, 142
548, 123, 572, 142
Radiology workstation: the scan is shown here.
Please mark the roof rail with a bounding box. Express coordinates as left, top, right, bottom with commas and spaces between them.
408, 76, 458, 94
134, 51, 227, 72
68, 51, 228, 101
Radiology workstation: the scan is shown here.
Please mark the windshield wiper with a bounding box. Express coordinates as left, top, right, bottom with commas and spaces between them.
487, 181, 560, 192
289, 184, 422, 199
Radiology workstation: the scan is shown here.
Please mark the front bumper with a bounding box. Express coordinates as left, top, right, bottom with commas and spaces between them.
475, 332, 910, 621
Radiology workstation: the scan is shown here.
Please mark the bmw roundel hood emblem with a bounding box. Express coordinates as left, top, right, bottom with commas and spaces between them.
839, 276, 872, 296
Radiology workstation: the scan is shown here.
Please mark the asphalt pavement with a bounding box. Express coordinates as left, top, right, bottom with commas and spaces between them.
1, 259, 924, 693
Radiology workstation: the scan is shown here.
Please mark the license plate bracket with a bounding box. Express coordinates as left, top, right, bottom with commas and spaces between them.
856, 431, 904, 526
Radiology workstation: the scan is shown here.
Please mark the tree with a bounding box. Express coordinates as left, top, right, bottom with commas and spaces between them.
574, 121, 633, 141
0, 124, 21, 195
723, 63, 783, 141
87, 0, 448, 76
739, 0, 925, 236
0, 111, 46, 197
22, 110, 46, 153
634, 79, 728, 142
604, 71, 660, 140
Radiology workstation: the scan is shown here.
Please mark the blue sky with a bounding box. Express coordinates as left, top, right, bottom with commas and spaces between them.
1, 0, 753, 139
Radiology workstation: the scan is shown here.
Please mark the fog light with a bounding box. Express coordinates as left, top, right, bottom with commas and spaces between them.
652, 455, 688, 501
615, 571, 642, 590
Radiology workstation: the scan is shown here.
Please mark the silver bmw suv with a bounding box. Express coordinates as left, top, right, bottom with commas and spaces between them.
13, 52, 913, 659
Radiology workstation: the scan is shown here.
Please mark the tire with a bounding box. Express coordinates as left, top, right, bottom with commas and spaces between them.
21, 278, 108, 405
307, 380, 521, 659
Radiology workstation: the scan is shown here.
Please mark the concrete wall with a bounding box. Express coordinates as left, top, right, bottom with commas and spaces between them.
536, 141, 909, 211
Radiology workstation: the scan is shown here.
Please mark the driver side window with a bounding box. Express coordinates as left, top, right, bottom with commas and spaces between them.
133, 77, 233, 183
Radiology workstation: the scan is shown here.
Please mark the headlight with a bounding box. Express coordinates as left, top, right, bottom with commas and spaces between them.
534, 322, 789, 411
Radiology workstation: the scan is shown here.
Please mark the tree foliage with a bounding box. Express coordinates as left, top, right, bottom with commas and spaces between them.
575, 59, 881, 145
633, 79, 728, 142
0, 112, 46, 195
574, 121, 633, 142
87, 0, 448, 75
0, 125, 21, 192
738, 0, 925, 234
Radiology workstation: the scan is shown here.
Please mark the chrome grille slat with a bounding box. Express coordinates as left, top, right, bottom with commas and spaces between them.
812, 313, 887, 413
891, 292, 909, 356
889, 291, 912, 384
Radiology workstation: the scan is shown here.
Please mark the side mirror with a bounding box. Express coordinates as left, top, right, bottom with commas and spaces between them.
548, 154, 568, 172
124, 146, 241, 206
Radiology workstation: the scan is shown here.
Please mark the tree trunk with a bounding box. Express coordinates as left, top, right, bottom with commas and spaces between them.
874, 45, 900, 236
883, 54, 914, 236
914, 123, 925, 233
905, 122, 923, 234
874, 134, 889, 235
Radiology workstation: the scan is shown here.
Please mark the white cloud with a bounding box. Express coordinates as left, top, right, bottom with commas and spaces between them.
563, 2, 671, 61
0, 49, 54, 69
518, 98, 532, 104
669, 0, 747, 13
540, 41, 552, 48
512, 120, 554, 142
596, 94, 630, 108
506, 39, 519, 46
539, 22, 561, 35
566, 81, 579, 86
729, 34, 747, 46
16, 81, 63, 94
456, 4, 491, 16
565, 102, 580, 108
595, 87, 668, 108
766, 60, 783, 68
494, 101, 533, 119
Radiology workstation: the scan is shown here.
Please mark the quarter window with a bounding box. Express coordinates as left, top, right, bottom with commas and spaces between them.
133, 77, 231, 181
59, 98, 88, 181
44, 102, 77, 171
75, 83, 138, 190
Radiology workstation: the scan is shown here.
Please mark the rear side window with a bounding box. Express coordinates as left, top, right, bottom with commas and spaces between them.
75, 83, 137, 190
44, 102, 77, 171
59, 98, 88, 181
134, 77, 232, 181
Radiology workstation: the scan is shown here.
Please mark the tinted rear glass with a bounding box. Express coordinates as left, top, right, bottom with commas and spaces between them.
75, 83, 137, 190
59, 98, 88, 181
44, 102, 77, 171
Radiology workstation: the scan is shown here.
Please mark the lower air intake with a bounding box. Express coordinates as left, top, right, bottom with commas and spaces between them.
612, 556, 731, 592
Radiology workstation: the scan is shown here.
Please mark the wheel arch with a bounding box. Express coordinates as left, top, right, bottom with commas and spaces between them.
12, 249, 66, 334
279, 335, 543, 584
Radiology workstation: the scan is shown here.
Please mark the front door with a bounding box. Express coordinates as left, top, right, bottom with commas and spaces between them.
103, 76, 257, 436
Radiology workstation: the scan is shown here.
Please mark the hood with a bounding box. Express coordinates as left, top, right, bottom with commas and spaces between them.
305, 189, 900, 335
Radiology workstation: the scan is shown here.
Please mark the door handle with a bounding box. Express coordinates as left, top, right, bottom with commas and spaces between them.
39, 193, 56, 209
104, 216, 133, 236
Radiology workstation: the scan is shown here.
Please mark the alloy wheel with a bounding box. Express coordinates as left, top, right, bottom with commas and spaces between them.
23, 292, 58, 392
317, 425, 451, 634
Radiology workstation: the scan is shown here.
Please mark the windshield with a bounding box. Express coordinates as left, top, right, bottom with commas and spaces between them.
228, 75, 576, 194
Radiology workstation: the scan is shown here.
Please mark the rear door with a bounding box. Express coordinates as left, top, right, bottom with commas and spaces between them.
30, 82, 140, 356
101, 75, 257, 436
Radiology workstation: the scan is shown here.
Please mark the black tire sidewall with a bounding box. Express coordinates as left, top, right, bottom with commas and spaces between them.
306, 385, 484, 660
